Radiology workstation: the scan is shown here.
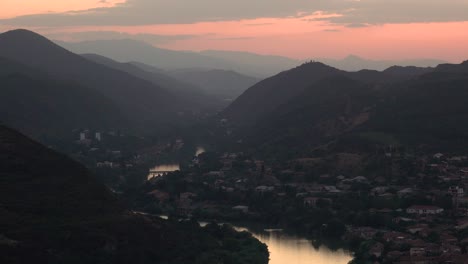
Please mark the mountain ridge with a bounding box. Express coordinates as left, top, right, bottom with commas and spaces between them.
0, 29, 191, 132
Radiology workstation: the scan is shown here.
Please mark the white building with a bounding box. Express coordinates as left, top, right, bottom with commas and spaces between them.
232, 205, 249, 213
449, 186, 464, 197
406, 205, 444, 215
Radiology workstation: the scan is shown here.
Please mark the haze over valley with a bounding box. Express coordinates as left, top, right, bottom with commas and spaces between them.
2, 1, 468, 264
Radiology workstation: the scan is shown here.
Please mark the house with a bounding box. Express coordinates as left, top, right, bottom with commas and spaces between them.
455, 218, 468, 230
410, 248, 426, 257
97, 161, 119, 169
407, 224, 429, 234
232, 205, 249, 213
387, 251, 404, 260
147, 190, 170, 202
371, 186, 389, 196
449, 186, 464, 197
296, 192, 308, 198
351, 176, 369, 183
206, 171, 225, 177
440, 233, 458, 245
180, 192, 197, 201
351, 227, 378, 240
369, 242, 384, 258
303, 197, 332, 208
322, 186, 341, 193
398, 188, 414, 198
406, 205, 444, 215
393, 217, 414, 224
382, 231, 409, 243
459, 169, 468, 178
256, 186, 274, 193
303, 197, 319, 207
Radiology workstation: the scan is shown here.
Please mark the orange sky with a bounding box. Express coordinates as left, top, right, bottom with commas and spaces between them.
1, 1, 468, 62
0, 0, 124, 19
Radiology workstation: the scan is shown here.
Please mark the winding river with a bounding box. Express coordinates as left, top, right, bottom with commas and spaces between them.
150, 146, 353, 264
199, 222, 353, 264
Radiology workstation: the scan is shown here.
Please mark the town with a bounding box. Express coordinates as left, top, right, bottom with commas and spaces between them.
139, 149, 468, 264
64, 125, 468, 264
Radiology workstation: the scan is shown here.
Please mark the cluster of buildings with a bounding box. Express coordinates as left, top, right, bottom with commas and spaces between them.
143, 150, 468, 263
77, 129, 103, 145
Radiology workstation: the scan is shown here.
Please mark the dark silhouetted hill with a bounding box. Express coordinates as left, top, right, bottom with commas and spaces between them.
82, 53, 226, 110
366, 61, 468, 151
0, 125, 268, 264
0, 57, 126, 139
248, 76, 376, 157
0, 29, 188, 131
224, 60, 436, 126
223, 59, 468, 158
223, 62, 344, 125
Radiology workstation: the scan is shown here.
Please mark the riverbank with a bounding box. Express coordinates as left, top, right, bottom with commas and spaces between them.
147, 213, 353, 264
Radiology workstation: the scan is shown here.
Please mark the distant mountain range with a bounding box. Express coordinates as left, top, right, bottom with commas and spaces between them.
0, 29, 230, 140
167, 68, 259, 101
57, 39, 447, 75
81, 53, 226, 110
316, 55, 446, 72
56, 39, 301, 77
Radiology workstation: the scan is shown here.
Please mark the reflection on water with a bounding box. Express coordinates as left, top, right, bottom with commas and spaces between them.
195, 146, 205, 156
172, 219, 352, 264
248, 230, 353, 264
147, 164, 180, 180
201, 223, 352, 264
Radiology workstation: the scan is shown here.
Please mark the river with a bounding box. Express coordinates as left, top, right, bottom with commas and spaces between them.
199, 222, 353, 264
245, 229, 352, 264
148, 146, 353, 264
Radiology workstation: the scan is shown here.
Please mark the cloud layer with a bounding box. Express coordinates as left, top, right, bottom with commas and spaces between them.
1, 0, 468, 27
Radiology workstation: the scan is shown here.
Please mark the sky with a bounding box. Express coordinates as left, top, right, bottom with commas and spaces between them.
1, 0, 468, 61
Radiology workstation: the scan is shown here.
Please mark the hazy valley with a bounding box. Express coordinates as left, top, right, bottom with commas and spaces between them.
1, 27, 468, 264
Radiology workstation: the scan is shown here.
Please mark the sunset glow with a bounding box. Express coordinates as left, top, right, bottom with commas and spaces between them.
1, 0, 468, 61
0, 0, 125, 19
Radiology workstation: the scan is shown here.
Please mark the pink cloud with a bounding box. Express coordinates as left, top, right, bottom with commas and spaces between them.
5, 14, 468, 62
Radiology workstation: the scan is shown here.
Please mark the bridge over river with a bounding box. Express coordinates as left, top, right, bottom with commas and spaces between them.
147, 164, 180, 180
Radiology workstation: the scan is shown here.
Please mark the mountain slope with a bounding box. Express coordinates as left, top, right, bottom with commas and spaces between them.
223, 61, 433, 126
0, 125, 268, 264
366, 61, 468, 150
223, 62, 345, 125
57, 39, 240, 72
0, 29, 186, 130
168, 68, 259, 101
0, 57, 126, 138
237, 76, 376, 158
229, 60, 468, 158
82, 53, 225, 110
